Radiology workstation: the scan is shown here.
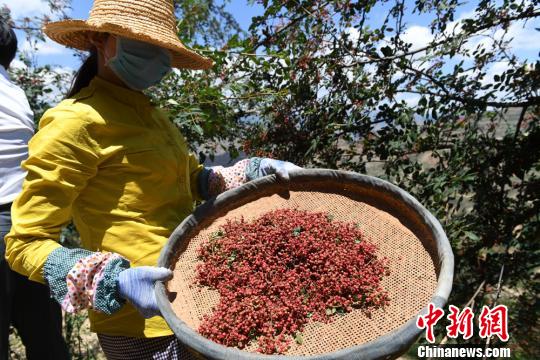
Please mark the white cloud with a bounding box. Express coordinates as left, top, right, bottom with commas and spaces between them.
10, 58, 26, 69
346, 27, 360, 44
396, 92, 420, 107
402, 25, 434, 49
463, 18, 540, 55
446, 7, 540, 56
37, 41, 68, 55
1, 0, 52, 19
3, 0, 74, 62
445, 8, 476, 37
491, 18, 540, 51
484, 61, 511, 84
393, 14, 539, 68
42, 65, 74, 105
21, 38, 72, 57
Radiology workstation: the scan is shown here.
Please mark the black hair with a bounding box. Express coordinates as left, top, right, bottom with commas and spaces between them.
66, 49, 98, 98
0, 20, 17, 69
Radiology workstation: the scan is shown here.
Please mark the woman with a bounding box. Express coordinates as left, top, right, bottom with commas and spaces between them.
4, 0, 299, 358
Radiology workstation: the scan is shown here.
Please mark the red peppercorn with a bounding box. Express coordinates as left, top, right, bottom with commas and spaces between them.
195, 209, 390, 354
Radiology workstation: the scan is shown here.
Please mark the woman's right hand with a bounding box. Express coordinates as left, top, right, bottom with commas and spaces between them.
118, 266, 173, 318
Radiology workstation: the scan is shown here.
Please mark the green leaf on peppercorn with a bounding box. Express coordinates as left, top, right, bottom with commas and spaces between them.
227, 250, 238, 268
211, 229, 224, 240
325, 307, 336, 316
336, 307, 346, 315
294, 332, 303, 345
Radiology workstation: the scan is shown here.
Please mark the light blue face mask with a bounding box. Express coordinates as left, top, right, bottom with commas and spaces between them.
107, 37, 172, 91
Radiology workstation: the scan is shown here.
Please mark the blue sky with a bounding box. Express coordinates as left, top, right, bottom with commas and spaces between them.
2, 0, 538, 87
66, 0, 263, 31
6, 0, 265, 69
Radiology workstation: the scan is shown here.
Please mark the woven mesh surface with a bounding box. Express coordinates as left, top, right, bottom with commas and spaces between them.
167, 187, 438, 356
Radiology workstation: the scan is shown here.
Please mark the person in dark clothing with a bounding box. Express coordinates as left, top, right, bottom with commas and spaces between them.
0, 20, 70, 360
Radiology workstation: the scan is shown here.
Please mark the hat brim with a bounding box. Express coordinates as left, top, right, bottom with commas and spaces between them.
43, 20, 214, 70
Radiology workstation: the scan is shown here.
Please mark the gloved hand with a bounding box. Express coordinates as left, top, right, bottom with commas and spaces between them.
258, 158, 302, 182
118, 266, 173, 318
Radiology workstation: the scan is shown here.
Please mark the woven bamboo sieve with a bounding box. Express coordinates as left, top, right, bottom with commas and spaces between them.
156, 169, 454, 360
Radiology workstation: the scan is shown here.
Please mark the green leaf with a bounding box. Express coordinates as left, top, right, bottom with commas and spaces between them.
193, 124, 204, 136
227, 250, 238, 268
464, 231, 480, 242
380, 46, 393, 57
294, 332, 304, 345
326, 307, 337, 316
211, 230, 224, 239
326, 308, 333, 316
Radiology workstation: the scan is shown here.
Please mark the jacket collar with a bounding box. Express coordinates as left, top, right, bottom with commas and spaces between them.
89, 76, 151, 106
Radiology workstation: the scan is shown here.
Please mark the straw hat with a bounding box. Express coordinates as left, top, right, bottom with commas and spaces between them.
43, 0, 213, 70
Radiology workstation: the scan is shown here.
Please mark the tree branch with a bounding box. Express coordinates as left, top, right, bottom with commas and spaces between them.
396, 89, 540, 108
343, 9, 540, 67
197, 48, 285, 58
513, 106, 528, 141
403, 64, 451, 95
251, 1, 332, 50
12, 25, 42, 31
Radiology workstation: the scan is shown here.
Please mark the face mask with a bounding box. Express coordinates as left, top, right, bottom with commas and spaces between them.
106, 37, 172, 91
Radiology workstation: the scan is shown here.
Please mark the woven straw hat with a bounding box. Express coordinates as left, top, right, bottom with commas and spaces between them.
43, 0, 213, 70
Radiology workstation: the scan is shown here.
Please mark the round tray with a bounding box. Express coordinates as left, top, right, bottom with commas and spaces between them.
156, 169, 454, 359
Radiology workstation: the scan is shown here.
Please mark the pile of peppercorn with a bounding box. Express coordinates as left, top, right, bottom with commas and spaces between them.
195, 208, 390, 354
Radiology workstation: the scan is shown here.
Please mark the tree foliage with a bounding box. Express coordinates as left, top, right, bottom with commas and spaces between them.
1, 3, 71, 122
3, 0, 539, 357
171, 0, 540, 355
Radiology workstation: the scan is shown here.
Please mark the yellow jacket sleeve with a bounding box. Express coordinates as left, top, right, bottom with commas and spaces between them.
188, 152, 205, 202
5, 105, 101, 283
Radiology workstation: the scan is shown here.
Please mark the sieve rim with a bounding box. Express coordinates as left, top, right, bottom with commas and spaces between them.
156, 169, 454, 359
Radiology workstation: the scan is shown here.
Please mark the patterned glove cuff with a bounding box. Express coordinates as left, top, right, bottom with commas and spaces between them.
199, 159, 252, 199
44, 247, 94, 306
44, 247, 130, 315
94, 255, 130, 314
245, 157, 264, 181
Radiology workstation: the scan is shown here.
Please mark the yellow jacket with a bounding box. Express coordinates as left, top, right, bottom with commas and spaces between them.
5, 77, 203, 338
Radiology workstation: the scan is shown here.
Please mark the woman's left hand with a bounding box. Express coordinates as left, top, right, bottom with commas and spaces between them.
118, 266, 173, 318
257, 158, 302, 182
